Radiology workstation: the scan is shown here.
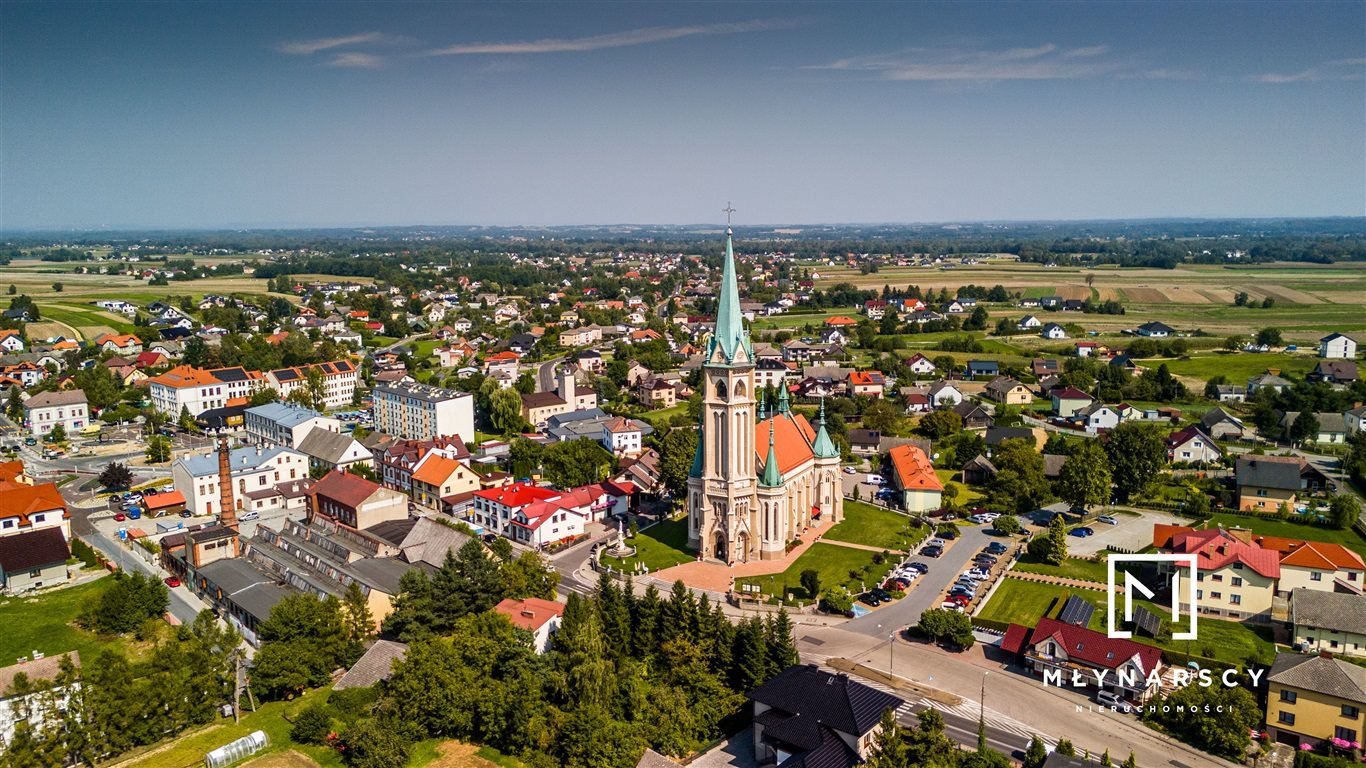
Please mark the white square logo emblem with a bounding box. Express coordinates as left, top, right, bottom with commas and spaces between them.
1107, 554, 1198, 640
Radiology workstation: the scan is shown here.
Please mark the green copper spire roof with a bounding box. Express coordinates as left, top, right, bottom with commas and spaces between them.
705, 228, 752, 365
776, 383, 791, 414
689, 415, 705, 478
812, 396, 839, 459
760, 417, 782, 488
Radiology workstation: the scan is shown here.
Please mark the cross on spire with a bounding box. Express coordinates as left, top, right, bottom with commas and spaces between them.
723, 202, 736, 226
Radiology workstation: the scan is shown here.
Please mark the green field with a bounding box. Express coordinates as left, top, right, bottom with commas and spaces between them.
0, 578, 145, 666
935, 470, 984, 504
1012, 555, 1111, 583
737, 542, 892, 600
978, 577, 1275, 666
600, 516, 694, 572
824, 500, 924, 550
1202, 513, 1366, 560
638, 403, 688, 432
1157, 352, 1318, 383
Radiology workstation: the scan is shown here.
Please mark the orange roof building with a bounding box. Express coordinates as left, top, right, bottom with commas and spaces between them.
888, 444, 943, 513
0, 482, 70, 540
493, 597, 564, 653
824, 316, 858, 327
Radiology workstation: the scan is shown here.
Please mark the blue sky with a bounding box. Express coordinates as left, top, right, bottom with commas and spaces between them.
2, 1, 1363, 229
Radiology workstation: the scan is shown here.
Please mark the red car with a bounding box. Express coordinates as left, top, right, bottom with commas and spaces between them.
164, 576, 181, 588
114, 513, 126, 522
882, 579, 906, 592
945, 594, 971, 606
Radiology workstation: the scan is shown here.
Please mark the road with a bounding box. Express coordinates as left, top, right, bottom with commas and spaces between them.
844, 523, 996, 636
797, 625, 1238, 768
84, 526, 209, 624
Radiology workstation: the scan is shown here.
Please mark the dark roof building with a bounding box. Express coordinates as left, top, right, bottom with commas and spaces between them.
748, 664, 903, 768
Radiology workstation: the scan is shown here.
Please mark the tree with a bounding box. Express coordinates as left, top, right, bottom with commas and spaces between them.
98, 462, 133, 491
865, 709, 910, 768
5, 387, 21, 420
541, 438, 614, 488
79, 571, 169, 634
916, 607, 974, 648
1184, 487, 1212, 517
659, 427, 699, 497
1056, 439, 1111, 510
1145, 682, 1257, 759
340, 717, 412, 768
1233, 291, 1249, 307
1027, 515, 1069, 565
48, 424, 66, 442
145, 435, 172, 463
799, 569, 821, 600
906, 707, 959, 766
862, 399, 907, 435
250, 594, 355, 700
1055, 738, 1076, 756
1289, 411, 1320, 445
993, 514, 1022, 534
988, 438, 1052, 513
1104, 422, 1167, 502
489, 387, 525, 434
1023, 735, 1049, 768
1122, 751, 1137, 768
1223, 335, 1244, 351
1255, 327, 1282, 347
290, 703, 333, 745
247, 386, 280, 406
919, 410, 963, 440
500, 551, 560, 600
342, 581, 374, 647
1330, 493, 1361, 530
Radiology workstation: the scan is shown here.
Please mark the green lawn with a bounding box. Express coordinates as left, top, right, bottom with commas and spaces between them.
737, 542, 892, 601
1012, 555, 1111, 584
976, 579, 1106, 629
0, 577, 139, 665
1203, 513, 1366, 560
935, 469, 984, 504
600, 516, 694, 572
1157, 352, 1317, 383
824, 500, 924, 551
638, 403, 688, 431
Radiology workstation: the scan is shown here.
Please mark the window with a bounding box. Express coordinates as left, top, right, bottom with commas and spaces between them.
1343, 706, 1360, 719
1211, 592, 1222, 599
1232, 561, 1244, 570
28, 568, 41, 577
1280, 690, 1297, 703
1230, 595, 1242, 605
1312, 572, 1323, 581
1197, 572, 1206, 582
1232, 577, 1243, 587
1278, 712, 1296, 725
1336, 727, 1358, 742
1197, 589, 1204, 600
1212, 574, 1223, 582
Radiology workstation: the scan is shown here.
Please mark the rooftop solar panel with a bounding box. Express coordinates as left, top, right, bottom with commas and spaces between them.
1132, 606, 1163, 637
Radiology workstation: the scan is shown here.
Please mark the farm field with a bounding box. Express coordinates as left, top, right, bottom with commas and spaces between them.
806, 260, 1366, 342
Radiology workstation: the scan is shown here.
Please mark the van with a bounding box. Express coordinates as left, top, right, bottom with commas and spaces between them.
866, 474, 886, 485
1095, 690, 1130, 711
240, 510, 261, 522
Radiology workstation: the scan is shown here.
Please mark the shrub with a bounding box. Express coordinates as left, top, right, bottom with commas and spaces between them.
291, 703, 333, 745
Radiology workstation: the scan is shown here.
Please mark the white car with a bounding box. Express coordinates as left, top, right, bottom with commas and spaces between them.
1097, 514, 1118, 525
927, 538, 947, 548
967, 568, 991, 580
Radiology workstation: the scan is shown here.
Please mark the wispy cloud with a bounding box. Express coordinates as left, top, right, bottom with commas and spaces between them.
276, 32, 391, 56
808, 43, 1124, 82
1254, 57, 1365, 83
328, 52, 384, 69
427, 18, 797, 56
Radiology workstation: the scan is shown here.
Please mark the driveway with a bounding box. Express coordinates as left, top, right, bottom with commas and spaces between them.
1064, 508, 1185, 556
844, 523, 996, 637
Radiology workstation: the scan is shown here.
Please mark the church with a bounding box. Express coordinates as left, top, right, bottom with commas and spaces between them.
686, 227, 843, 563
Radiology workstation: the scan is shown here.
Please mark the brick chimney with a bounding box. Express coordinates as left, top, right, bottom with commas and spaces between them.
217, 435, 237, 530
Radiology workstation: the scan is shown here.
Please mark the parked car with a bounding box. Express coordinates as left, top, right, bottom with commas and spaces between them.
975, 554, 998, 566
945, 593, 971, 606
164, 576, 181, 588
1098, 514, 1118, 525
240, 510, 261, 522
922, 546, 943, 558
1095, 690, 1133, 712
113, 512, 126, 522
939, 602, 964, 612
949, 586, 977, 599
906, 561, 930, 573
871, 588, 893, 602
843, 467, 856, 474
985, 542, 1009, 555
1071, 527, 1095, 538
883, 579, 907, 592
859, 592, 882, 607
126, 507, 141, 519
179, 510, 193, 518
927, 538, 947, 548
938, 528, 958, 540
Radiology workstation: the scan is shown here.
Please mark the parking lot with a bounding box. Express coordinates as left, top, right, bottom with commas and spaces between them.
1058, 508, 1186, 555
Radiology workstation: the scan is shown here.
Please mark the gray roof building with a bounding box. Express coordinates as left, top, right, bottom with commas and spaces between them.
1291, 589, 1366, 637
334, 640, 408, 690
1236, 455, 1303, 492
1269, 652, 1366, 705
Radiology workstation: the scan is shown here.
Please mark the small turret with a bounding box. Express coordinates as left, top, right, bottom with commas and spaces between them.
812, 396, 839, 459
760, 418, 782, 488
689, 413, 705, 478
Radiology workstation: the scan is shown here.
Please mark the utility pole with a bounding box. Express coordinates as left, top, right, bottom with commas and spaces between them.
978, 671, 988, 752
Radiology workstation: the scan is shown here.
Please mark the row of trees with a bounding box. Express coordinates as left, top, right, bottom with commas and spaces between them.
2, 612, 240, 767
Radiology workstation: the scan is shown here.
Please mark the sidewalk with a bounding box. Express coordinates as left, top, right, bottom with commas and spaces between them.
1004, 571, 1117, 591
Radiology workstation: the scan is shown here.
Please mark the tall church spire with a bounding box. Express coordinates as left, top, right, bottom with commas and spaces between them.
707, 221, 751, 364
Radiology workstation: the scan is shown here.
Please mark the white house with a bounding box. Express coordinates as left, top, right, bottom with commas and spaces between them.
905, 354, 937, 376
148, 365, 263, 418
1320, 333, 1358, 360
1080, 403, 1121, 434
0, 652, 80, 749
927, 381, 963, 408
1166, 426, 1223, 465
0, 331, 24, 353
23, 391, 89, 438
265, 360, 359, 410
243, 402, 339, 449
171, 445, 309, 517
1041, 323, 1067, 340
493, 597, 563, 654
1016, 315, 1042, 330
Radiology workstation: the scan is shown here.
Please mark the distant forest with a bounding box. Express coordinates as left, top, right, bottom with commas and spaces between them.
4, 217, 1364, 273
